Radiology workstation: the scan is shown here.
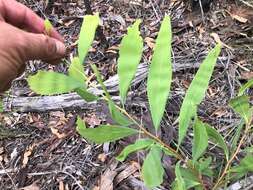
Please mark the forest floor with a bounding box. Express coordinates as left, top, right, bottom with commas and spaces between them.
0, 0, 253, 189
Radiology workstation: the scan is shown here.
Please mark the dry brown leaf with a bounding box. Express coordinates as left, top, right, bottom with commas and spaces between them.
232, 14, 248, 23
99, 160, 118, 190
19, 181, 40, 190
229, 6, 253, 23
207, 86, 219, 98
98, 153, 107, 162
211, 33, 233, 50
64, 20, 75, 27
211, 32, 221, 44
48, 111, 68, 139
240, 71, 253, 80
144, 37, 155, 49
59, 180, 65, 190
211, 108, 227, 117
50, 127, 67, 139
22, 145, 35, 167
50, 111, 65, 118
197, 25, 205, 39
106, 46, 119, 53
85, 114, 101, 127
115, 161, 140, 185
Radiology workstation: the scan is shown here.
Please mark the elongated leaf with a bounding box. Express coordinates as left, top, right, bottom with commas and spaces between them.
229, 95, 252, 123
176, 166, 204, 189
109, 100, 132, 126
91, 64, 111, 99
184, 179, 200, 189
76, 116, 86, 132
195, 157, 213, 177
142, 145, 164, 188
118, 19, 143, 103
230, 154, 253, 174
77, 124, 138, 144
0, 98, 3, 112
160, 146, 177, 157
91, 64, 132, 125
238, 78, 253, 96
116, 139, 154, 161
230, 121, 244, 154
173, 162, 186, 190
178, 44, 221, 145
44, 19, 53, 35
76, 88, 98, 102
179, 167, 199, 184
78, 13, 99, 64
68, 57, 86, 83
205, 124, 229, 161
147, 16, 172, 131
192, 119, 208, 163
28, 71, 83, 95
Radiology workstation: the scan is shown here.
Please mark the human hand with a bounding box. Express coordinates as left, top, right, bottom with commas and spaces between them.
0, 0, 66, 92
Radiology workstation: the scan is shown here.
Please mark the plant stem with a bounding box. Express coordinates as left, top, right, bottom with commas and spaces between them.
89, 70, 206, 189
212, 121, 252, 189
115, 104, 183, 160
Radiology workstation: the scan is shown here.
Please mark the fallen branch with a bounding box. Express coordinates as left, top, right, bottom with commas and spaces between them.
3, 58, 226, 113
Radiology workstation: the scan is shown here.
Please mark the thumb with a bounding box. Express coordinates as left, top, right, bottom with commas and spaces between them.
22, 32, 66, 63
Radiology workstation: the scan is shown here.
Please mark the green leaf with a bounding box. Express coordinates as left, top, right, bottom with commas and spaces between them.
160, 146, 178, 157
142, 145, 164, 188
244, 146, 253, 154
173, 162, 186, 190
230, 121, 244, 154
205, 124, 229, 161
76, 116, 86, 133
78, 13, 99, 64
147, 16, 172, 131
178, 44, 221, 146
179, 167, 199, 183
92, 64, 132, 125
68, 57, 97, 101
198, 157, 212, 172
238, 78, 253, 96
28, 71, 83, 95
77, 124, 138, 144
116, 139, 154, 162
176, 167, 202, 189
109, 100, 132, 126
195, 157, 213, 177
0, 98, 3, 112
76, 88, 98, 102
44, 19, 53, 35
91, 64, 111, 100
192, 118, 208, 163
68, 57, 86, 83
229, 95, 252, 123
185, 179, 200, 189
118, 19, 143, 103
230, 154, 253, 174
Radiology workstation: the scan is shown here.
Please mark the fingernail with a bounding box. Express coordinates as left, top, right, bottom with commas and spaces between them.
55, 41, 66, 56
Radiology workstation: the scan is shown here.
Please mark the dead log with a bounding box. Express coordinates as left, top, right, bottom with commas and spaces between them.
3, 57, 226, 113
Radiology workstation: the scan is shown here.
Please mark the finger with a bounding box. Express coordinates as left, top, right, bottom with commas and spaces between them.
0, 0, 63, 42
0, 64, 17, 92
17, 64, 26, 77
1, 81, 12, 92
22, 32, 66, 62
44, 58, 63, 65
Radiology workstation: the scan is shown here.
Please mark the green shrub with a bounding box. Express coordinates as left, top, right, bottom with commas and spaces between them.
28, 14, 253, 189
